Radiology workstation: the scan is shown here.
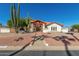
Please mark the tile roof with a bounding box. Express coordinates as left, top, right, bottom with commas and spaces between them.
31, 20, 63, 26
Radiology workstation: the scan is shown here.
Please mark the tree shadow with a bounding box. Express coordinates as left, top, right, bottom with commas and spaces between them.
41, 34, 76, 56
31, 35, 45, 45
14, 37, 24, 41
9, 40, 33, 56
53, 36, 75, 42
10, 35, 41, 56
66, 33, 79, 41
30, 36, 38, 45
68, 38, 75, 41
53, 36, 72, 56
41, 35, 52, 38
43, 51, 46, 56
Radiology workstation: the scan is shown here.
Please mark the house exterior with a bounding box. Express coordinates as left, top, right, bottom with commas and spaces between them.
29, 20, 69, 33
42, 22, 63, 33
30, 20, 45, 32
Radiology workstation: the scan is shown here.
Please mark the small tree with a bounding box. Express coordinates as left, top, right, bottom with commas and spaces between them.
7, 20, 13, 28
7, 19, 27, 29
19, 19, 27, 28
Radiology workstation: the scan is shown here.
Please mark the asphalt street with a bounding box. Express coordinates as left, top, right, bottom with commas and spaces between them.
0, 50, 79, 56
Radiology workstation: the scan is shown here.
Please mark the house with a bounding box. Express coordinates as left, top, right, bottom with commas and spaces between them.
42, 22, 63, 33
30, 20, 45, 32
29, 20, 69, 33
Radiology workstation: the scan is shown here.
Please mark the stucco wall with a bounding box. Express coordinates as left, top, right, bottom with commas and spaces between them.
30, 23, 34, 32
61, 28, 69, 33
43, 23, 62, 33
0, 28, 10, 33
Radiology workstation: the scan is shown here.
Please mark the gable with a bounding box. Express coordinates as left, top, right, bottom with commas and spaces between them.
46, 23, 63, 27
31, 20, 63, 27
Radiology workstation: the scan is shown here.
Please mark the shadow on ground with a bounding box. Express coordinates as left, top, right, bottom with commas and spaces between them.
52, 35, 74, 56
9, 33, 79, 56
43, 34, 74, 56
66, 33, 79, 41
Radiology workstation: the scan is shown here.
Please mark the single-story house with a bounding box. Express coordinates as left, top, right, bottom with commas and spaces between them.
42, 22, 63, 33
30, 20, 69, 33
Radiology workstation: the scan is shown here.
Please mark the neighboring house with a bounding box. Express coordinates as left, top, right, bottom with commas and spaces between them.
0, 27, 10, 33
0, 27, 15, 33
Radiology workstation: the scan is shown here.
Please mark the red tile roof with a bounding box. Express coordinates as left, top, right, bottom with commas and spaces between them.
31, 20, 63, 26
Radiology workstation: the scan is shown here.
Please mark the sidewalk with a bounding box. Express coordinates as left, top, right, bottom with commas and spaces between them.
0, 46, 23, 50
0, 44, 79, 51
24, 45, 79, 51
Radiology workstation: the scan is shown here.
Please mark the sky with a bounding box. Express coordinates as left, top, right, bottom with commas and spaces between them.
0, 3, 79, 27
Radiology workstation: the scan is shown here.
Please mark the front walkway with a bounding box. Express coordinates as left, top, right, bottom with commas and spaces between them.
31, 40, 45, 47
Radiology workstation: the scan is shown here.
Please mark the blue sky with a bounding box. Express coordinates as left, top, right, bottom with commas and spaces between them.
0, 3, 79, 27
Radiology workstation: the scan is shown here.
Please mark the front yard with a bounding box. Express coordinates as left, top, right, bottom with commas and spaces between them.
0, 32, 79, 47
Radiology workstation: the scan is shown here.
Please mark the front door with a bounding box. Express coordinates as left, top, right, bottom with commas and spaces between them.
35, 26, 42, 31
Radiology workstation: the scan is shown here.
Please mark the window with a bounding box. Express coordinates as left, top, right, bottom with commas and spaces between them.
51, 27, 57, 31
45, 26, 48, 29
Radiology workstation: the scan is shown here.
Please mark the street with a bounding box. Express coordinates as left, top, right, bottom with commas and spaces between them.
0, 50, 79, 56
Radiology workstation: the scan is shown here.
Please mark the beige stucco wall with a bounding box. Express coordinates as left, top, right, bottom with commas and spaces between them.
30, 23, 34, 32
